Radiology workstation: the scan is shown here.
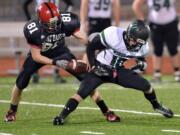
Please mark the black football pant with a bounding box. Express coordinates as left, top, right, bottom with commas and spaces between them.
16, 47, 85, 90
149, 18, 179, 56
77, 67, 151, 99
88, 18, 111, 35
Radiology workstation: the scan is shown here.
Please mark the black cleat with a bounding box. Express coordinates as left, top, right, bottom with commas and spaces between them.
32, 73, 40, 84
154, 105, 174, 118
53, 116, 64, 125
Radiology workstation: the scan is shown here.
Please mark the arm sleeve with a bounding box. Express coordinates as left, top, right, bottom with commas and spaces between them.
86, 34, 106, 67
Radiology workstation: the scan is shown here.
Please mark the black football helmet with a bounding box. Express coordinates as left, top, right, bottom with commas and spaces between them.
125, 20, 150, 51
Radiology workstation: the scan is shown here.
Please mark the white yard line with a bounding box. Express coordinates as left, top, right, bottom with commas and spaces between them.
0, 133, 13, 135
80, 131, 105, 135
0, 100, 180, 117
161, 129, 180, 133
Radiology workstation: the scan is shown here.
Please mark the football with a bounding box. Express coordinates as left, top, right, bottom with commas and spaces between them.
67, 60, 88, 74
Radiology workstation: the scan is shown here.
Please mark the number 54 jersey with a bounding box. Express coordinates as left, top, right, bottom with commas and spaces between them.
147, 0, 176, 24
23, 12, 80, 55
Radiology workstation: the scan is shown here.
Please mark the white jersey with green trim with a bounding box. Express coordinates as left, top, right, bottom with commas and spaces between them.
97, 26, 149, 68
147, 0, 176, 24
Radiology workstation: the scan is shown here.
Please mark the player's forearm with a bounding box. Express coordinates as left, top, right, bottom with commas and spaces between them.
80, 0, 88, 31
30, 47, 53, 65
112, 0, 121, 26
133, 9, 145, 20
32, 54, 53, 65
132, 0, 145, 20
86, 43, 96, 67
80, 0, 88, 23
73, 30, 88, 44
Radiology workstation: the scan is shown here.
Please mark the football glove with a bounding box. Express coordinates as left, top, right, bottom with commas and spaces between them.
52, 59, 69, 69
130, 60, 147, 73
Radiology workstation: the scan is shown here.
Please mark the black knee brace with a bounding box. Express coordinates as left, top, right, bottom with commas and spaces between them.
168, 46, 178, 56
16, 70, 32, 90
142, 81, 151, 93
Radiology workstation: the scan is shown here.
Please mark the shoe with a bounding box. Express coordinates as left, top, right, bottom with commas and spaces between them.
154, 104, 174, 118
53, 116, 64, 125
4, 110, 16, 122
59, 79, 67, 84
104, 110, 120, 122
150, 77, 162, 83
54, 77, 67, 84
32, 73, 39, 84
175, 76, 180, 82
53, 73, 67, 84
174, 71, 180, 82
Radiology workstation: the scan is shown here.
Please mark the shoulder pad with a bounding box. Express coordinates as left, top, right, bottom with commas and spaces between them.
24, 20, 40, 37
23, 20, 41, 45
61, 12, 80, 36
100, 26, 119, 48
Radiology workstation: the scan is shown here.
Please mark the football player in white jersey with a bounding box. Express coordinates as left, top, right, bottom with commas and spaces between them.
132, 0, 180, 82
80, 0, 120, 35
53, 20, 174, 125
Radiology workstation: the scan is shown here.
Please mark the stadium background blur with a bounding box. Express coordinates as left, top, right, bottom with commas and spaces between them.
0, 1, 180, 135
0, 0, 180, 77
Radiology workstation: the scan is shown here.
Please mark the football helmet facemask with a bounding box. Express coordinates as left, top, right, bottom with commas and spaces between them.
125, 20, 150, 52
37, 2, 61, 32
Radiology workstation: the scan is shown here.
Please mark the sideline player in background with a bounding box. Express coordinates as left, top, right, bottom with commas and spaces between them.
23, 0, 33, 21
80, 0, 121, 35
53, 20, 174, 125
132, 0, 180, 82
4, 2, 120, 123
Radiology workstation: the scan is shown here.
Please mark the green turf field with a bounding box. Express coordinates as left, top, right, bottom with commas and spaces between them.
0, 76, 180, 135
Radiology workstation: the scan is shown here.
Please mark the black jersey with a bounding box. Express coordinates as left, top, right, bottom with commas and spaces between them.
23, 12, 80, 53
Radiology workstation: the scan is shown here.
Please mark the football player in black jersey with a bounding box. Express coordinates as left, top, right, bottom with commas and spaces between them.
4, 2, 120, 123
23, 0, 67, 83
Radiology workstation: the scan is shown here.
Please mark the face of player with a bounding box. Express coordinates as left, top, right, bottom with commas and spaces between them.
128, 37, 145, 46
42, 16, 61, 33
127, 37, 146, 52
